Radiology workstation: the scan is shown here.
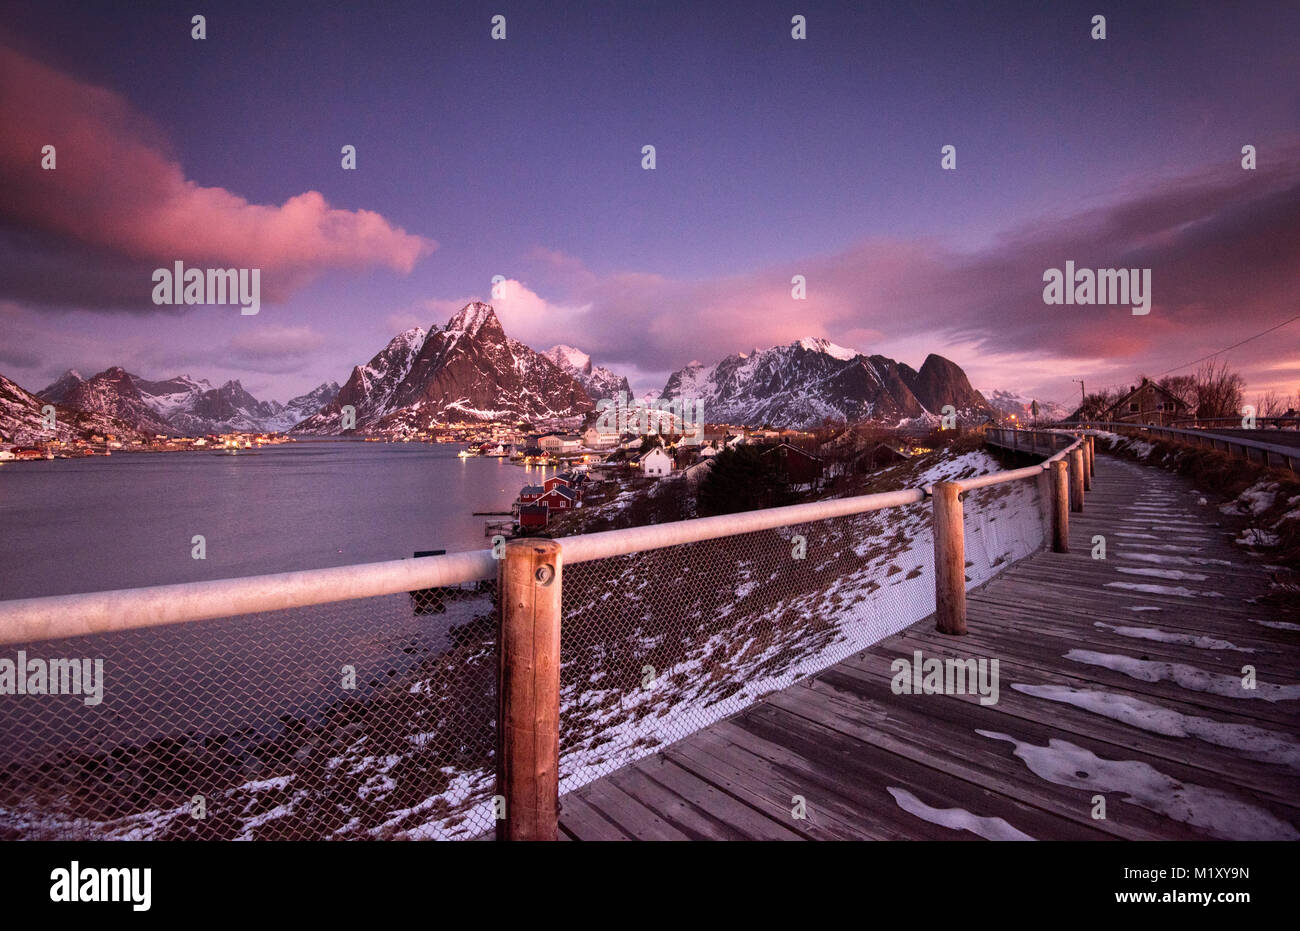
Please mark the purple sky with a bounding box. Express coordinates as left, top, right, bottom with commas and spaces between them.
1, 0, 1297, 407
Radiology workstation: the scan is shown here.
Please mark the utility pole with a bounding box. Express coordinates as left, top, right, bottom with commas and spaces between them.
1073, 379, 1086, 423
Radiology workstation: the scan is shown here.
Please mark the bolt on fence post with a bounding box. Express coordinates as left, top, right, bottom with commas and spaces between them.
932, 481, 967, 635
496, 539, 562, 841
1069, 448, 1085, 513
1051, 460, 1070, 552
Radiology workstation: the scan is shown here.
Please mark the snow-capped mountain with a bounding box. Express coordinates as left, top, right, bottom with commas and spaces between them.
145, 378, 282, 435
37, 369, 86, 404
542, 345, 631, 403
39, 368, 341, 436
983, 389, 1070, 423
59, 367, 176, 436
659, 340, 991, 429
261, 382, 341, 432
134, 375, 337, 434
292, 326, 427, 433
1, 372, 150, 444
295, 303, 593, 434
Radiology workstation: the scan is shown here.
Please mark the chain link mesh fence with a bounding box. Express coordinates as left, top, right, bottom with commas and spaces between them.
556, 471, 1051, 793
0, 580, 497, 841
0, 464, 1058, 840
962, 474, 1053, 584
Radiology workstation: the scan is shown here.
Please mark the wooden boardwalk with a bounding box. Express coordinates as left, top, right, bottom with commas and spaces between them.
557, 454, 1300, 840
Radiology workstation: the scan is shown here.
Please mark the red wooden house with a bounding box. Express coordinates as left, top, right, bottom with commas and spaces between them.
536, 485, 578, 511
518, 503, 549, 529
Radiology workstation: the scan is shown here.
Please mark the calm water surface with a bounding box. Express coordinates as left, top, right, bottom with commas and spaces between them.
0, 443, 564, 761
0, 441, 558, 600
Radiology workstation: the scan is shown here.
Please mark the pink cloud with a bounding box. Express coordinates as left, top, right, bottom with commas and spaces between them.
501, 151, 1300, 401
0, 45, 434, 309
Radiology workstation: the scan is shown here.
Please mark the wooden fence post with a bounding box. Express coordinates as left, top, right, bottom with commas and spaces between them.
1069, 448, 1085, 512
496, 539, 562, 841
1081, 437, 1093, 491
932, 481, 967, 635
1086, 435, 1096, 477
1050, 460, 1069, 552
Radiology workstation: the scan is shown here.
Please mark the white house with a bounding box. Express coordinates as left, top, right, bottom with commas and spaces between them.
640, 447, 673, 477
539, 434, 582, 455
582, 425, 619, 449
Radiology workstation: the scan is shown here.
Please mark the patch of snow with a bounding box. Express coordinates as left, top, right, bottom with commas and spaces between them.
886, 787, 1034, 841
1105, 582, 1219, 598
1236, 529, 1280, 547
1065, 650, 1300, 702
1251, 618, 1300, 632
1115, 567, 1209, 582
1011, 685, 1300, 769
1094, 621, 1254, 652
977, 730, 1298, 840
797, 337, 860, 361
1221, 482, 1278, 517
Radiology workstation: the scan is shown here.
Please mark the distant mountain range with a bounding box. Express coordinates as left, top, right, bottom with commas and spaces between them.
0, 373, 145, 444
0, 367, 340, 442
659, 338, 991, 429
2, 301, 1012, 442
982, 389, 1071, 423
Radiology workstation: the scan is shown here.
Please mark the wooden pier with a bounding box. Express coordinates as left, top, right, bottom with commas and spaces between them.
556, 454, 1300, 840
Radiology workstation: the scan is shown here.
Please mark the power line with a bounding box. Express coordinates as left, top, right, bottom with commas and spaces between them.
1155, 311, 1300, 378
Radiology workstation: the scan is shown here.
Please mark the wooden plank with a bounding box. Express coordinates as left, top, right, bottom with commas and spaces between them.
742, 690, 1158, 839
766, 679, 1196, 839
703, 717, 968, 840
606, 763, 749, 840
558, 790, 637, 841
661, 734, 845, 840
722, 702, 1111, 841
800, 663, 1300, 829
874, 625, 1299, 728
670, 721, 919, 839
829, 650, 1300, 806
573, 777, 694, 841
626, 755, 806, 841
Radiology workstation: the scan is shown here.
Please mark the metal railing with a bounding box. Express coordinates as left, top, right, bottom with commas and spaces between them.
1171, 415, 1299, 431
1068, 421, 1297, 472
0, 432, 1090, 841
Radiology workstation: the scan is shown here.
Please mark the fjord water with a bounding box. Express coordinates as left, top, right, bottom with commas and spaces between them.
0, 442, 546, 600
0, 442, 558, 767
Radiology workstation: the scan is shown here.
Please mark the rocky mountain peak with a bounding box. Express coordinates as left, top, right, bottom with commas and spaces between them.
445, 302, 503, 340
